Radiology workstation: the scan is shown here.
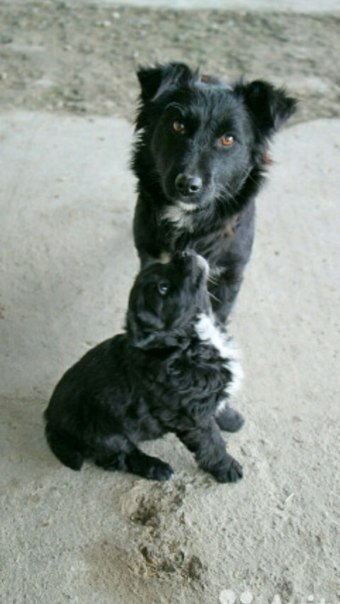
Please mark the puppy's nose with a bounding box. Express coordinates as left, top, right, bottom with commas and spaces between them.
174, 250, 192, 260
173, 250, 195, 267
181, 250, 194, 258
175, 173, 202, 197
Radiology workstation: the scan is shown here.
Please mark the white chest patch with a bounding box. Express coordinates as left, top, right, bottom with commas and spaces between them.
194, 313, 244, 401
162, 202, 197, 232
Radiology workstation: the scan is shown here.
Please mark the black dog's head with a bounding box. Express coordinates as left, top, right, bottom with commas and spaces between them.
127, 251, 210, 349
134, 62, 297, 213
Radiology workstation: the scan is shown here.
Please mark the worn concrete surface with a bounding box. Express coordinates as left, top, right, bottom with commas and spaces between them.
0, 111, 339, 603
52, 0, 340, 12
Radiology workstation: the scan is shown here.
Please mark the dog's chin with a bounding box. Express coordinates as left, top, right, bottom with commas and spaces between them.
176, 199, 201, 212
175, 192, 214, 211
196, 254, 210, 277
188, 255, 210, 310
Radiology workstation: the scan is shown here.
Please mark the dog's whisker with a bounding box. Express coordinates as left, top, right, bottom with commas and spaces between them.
213, 180, 241, 211
208, 291, 222, 304
208, 274, 220, 286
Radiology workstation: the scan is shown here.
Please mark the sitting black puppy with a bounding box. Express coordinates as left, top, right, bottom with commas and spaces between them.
44, 251, 244, 483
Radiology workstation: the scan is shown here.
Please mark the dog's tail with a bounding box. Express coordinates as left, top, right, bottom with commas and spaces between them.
45, 421, 85, 471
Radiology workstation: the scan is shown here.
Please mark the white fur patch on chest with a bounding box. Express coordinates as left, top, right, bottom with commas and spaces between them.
194, 313, 244, 399
162, 202, 197, 232
195, 313, 236, 359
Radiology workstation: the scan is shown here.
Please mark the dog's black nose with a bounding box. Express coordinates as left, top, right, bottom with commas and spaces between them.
173, 250, 195, 266
175, 173, 202, 197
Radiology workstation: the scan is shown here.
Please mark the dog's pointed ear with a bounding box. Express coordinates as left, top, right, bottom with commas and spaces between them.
137, 62, 193, 102
235, 80, 297, 137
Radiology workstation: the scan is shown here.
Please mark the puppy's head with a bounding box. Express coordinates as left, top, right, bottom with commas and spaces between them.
134, 62, 297, 212
127, 251, 210, 350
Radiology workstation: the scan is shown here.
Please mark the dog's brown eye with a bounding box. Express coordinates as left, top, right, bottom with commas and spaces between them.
172, 120, 186, 134
157, 281, 169, 296
220, 134, 235, 147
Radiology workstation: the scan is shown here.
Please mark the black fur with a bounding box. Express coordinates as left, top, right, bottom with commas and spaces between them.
132, 62, 297, 322
44, 252, 243, 483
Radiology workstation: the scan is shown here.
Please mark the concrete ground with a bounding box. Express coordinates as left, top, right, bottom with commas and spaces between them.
1, 111, 339, 603
56, 0, 340, 12
1, 1, 340, 603
4, 0, 340, 10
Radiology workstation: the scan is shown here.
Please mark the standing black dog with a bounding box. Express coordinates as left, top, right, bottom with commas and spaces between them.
44, 252, 244, 483
132, 62, 296, 322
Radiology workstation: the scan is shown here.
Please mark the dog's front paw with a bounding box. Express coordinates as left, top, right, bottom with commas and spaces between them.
215, 407, 245, 433
210, 456, 243, 483
146, 457, 174, 481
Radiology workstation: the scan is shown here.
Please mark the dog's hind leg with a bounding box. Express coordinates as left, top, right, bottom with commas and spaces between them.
45, 423, 85, 471
176, 417, 243, 483
94, 435, 174, 481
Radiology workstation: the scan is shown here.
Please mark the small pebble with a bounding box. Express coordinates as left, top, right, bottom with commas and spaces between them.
307, 596, 314, 602
219, 590, 236, 604
240, 590, 253, 604
271, 596, 282, 604
96, 20, 112, 28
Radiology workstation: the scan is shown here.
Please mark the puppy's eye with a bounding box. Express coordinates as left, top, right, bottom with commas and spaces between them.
172, 120, 186, 134
220, 134, 235, 147
157, 281, 169, 296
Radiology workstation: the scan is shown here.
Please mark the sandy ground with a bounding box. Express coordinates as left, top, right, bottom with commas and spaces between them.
1, 112, 339, 604
4, 0, 340, 10
1, 3, 340, 124
1, 1, 340, 604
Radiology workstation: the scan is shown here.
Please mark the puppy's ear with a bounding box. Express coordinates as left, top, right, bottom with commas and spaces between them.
236, 80, 297, 137
127, 311, 179, 350
127, 310, 162, 350
137, 62, 193, 102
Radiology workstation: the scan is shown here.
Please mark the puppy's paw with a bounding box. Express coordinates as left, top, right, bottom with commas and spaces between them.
210, 456, 243, 483
215, 407, 245, 433
146, 457, 174, 482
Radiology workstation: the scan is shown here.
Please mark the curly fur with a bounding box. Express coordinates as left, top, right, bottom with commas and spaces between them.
44, 252, 244, 483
